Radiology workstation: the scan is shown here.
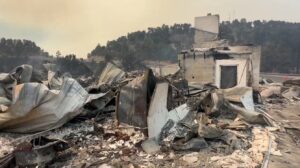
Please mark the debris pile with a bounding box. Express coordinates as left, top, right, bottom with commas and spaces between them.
260, 77, 300, 103
0, 63, 298, 167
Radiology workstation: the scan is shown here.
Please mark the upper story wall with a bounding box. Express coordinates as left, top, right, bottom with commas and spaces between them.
194, 15, 219, 48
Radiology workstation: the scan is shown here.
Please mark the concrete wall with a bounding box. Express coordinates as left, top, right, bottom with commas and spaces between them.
147, 63, 179, 76
194, 15, 219, 48
194, 15, 219, 34
250, 46, 261, 87
195, 40, 228, 49
180, 55, 215, 84
194, 30, 217, 46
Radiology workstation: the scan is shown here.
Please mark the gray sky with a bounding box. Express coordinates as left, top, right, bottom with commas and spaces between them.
0, 0, 299, 58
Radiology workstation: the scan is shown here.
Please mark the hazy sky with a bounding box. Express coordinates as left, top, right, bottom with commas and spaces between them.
0, 0, 299, 58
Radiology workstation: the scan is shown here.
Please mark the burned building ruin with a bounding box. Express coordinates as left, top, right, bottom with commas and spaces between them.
179, 14, 261, 89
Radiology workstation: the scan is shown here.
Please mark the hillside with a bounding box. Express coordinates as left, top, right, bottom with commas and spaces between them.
88, 24, 194, 69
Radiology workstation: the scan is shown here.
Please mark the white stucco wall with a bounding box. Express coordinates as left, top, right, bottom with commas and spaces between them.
215, 59, 248, 88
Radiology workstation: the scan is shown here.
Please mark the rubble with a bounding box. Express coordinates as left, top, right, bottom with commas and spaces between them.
0, 63, 121, 133
283, 78, 300, 87
0, 62, 282, 167
282, 86, 300, 100
172, 138, 208, 151
260, 84, 282, 99
0, 78, 90, 133
1, 60, 297, 167
147, 82, 190, 140
0, 62, 288, 167
0, 136, 69, 167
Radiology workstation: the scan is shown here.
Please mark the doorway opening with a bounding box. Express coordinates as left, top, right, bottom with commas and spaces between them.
220, 65, 237, 89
